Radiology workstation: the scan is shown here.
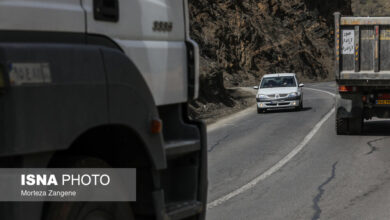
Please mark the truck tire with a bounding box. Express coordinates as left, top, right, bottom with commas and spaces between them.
348, 116, 363, 135
44, 157, 135, 220
336, 114, 348, 135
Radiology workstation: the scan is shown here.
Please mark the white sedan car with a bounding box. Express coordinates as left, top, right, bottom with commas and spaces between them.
254, 73, 304, 113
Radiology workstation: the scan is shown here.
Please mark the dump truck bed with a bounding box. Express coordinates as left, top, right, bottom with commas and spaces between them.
335, 13, 390, 84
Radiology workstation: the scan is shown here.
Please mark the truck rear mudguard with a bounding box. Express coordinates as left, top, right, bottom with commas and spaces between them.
336, 93, 363, 118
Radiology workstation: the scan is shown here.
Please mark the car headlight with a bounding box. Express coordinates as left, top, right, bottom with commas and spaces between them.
257, 94, 267, 99
289, 92, 299, 97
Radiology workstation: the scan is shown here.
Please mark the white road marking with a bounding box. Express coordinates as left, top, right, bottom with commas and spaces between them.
304, 87, 336, 97
207, 87, 336, 209
208, 87, 335, 132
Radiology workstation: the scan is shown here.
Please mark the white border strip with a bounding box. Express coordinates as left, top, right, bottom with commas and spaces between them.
207, 88, 335, 209
305, 87, 336, 98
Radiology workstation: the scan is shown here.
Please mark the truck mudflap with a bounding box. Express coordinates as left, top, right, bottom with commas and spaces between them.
336, 94, 363, 118
336, 93, 364, 135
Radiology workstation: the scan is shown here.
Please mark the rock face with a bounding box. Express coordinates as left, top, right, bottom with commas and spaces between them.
188, 0, 351, 118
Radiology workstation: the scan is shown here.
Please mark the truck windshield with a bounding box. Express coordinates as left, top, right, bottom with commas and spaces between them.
260, 76, 296, 88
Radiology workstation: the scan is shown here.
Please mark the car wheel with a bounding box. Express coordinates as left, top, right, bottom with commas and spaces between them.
257, 108, 265, 113
295, 100, 302, 111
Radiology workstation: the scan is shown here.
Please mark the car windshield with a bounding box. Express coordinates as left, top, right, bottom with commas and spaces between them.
260, 76, 297, 88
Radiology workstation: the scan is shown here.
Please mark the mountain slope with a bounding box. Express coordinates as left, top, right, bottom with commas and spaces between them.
189, 0, 351, 120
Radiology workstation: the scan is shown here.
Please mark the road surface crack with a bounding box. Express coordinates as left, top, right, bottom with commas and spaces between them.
311, 162, 338, 220
208, 134, 230, 152
347, 173, 390, 208
366, 137, 387, 155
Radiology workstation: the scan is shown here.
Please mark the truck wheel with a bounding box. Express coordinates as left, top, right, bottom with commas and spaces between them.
45, 202, 135, 220
336, 114, 348, 135
45, 157, 135, 220
348, 117, 363, 135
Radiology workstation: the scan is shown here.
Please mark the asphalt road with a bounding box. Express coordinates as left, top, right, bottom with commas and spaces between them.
206, 82, 390, 220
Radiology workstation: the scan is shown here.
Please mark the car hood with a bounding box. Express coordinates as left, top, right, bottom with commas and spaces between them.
257, 87, 298, 95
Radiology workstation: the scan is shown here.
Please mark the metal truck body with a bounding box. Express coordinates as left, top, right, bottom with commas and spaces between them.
335, 12, 390, 134
0, 0, 207, 219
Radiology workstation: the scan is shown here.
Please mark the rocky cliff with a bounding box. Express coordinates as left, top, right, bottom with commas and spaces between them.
188, 0, 352, 120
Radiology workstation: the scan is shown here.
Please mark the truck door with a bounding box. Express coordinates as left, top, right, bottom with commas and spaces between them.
81, 0, 189, 106
0, 0, 85, 33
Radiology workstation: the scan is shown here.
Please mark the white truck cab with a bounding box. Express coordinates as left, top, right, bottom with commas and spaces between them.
0, 0, 199, 105
0, 1, 206, 219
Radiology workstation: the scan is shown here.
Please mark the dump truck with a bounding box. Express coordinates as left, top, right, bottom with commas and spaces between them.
0, 0, 207, 219
335, 12, 390, 134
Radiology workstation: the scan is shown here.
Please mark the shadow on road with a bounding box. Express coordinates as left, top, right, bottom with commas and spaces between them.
362, 120, 390, 136
262, 107, 312, 114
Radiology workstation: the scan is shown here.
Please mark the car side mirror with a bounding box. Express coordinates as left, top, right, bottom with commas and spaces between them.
253, 86, 259, 90
299, 83, 304, 87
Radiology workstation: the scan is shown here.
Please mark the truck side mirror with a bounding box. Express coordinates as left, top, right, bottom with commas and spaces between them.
253, 86, 259, 90
299, 83, 304, 87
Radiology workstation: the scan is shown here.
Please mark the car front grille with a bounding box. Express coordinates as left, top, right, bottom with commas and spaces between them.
266, 94, 289, 99
267, 94, 276, 98
279, 94, 289, 98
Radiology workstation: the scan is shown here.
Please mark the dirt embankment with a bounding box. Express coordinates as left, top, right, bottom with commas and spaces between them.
188, 0, 351, 122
